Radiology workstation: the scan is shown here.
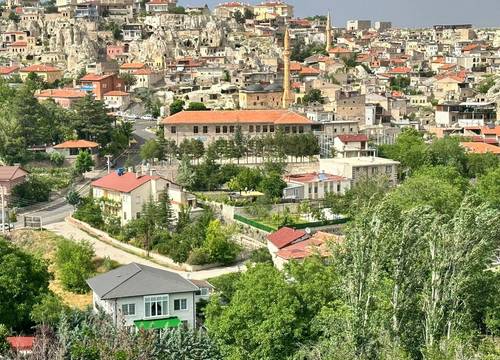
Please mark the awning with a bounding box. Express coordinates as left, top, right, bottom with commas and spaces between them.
134, 317, 181, 330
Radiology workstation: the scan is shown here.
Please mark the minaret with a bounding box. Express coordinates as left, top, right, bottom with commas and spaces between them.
282, 27, 293, 109
325, 12, 332, 52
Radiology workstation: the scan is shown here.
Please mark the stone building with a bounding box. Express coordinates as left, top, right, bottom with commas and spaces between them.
239, 83, 283, 110
161, 110, 313, 145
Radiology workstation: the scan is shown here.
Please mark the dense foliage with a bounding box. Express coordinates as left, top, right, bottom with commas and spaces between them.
205, 161, 500, 360
0, 80, 131, 165
55, 239, 96, 293
0, 238, 51, 331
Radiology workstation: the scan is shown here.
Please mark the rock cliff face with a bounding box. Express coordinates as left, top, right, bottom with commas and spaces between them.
43, 21, 99, 74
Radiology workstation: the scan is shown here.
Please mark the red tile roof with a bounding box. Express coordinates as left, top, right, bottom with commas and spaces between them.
20, 64, 60, 73
80, 73, 114, 82
267, 227, 308, 249
388, 66, 411, 74
276, 232, 336, 260
482, 126, 500, 136
299, 66, 320, 76
162, 110, 313, 125
460, 142, 500, 154
91, 172, 159, 193
471, 136, 497, 144
337, 134, 369, 143
53, 140, 99, 149
120, 62, 146, 70
10, 41, 27, 47
132, 68, 154, 75
0, 65, 19, 75
0, 166, 28, 181
36, 89, 87, 99
104, 90, 129, 96
6, 337, 34, 351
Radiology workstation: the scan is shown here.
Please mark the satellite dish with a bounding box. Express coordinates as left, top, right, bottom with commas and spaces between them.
305, 227, 311, 234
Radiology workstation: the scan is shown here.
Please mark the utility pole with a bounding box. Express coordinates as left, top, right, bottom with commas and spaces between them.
105, 155, 113, 174
1, 186, 5, 234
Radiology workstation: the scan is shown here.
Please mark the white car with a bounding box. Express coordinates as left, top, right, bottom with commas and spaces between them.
141, 114, 155, 121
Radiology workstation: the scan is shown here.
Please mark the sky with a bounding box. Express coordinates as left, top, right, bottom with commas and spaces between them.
186, 0, 500, 28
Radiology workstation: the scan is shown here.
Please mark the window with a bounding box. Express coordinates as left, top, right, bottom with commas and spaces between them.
145, 295, 169, 318
200, 288, 209, 296
203, 126, 208, 134
171, 126, 176, 134
385, 165, 392, 174
263, 125, 268, 132
223, 126, 228, 133
193, 126, 198, 134
270, 125, 275, 132
216, 126, 221, 133
174, 298, 188, 311
284, 126, 290, 133
299, 126, 304, 133
249, 125, 254, 133
292, 126, 297, 133
256, 125, 261, 133
122, 303, 135, 316
337, 183, 341, 193
229, 125, 235, 133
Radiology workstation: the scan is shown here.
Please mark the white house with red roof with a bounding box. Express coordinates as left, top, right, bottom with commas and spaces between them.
91, 170, 197, 225
92, 170, 168, 224
283, 172, 350, 200
332, 134, 374, 158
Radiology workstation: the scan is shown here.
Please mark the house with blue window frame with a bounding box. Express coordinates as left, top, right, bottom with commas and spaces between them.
86, 263, 200, 330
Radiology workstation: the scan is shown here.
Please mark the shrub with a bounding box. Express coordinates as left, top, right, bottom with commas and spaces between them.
49, 151, 65, 167
30, 293, 69, 326
11, 176, 51, 207
55, 239, 95, 293
73, 198, 104, 228
187, 248, 210, 265
249, 248, 273, 264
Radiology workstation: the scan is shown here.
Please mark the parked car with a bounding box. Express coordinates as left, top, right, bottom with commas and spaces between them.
141, 114, 155, 121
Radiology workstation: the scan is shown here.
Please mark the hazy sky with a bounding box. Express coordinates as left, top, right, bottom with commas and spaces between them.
186, 0, 500, 28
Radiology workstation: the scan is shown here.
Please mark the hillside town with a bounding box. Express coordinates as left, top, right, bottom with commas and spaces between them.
0, 1, 499, 359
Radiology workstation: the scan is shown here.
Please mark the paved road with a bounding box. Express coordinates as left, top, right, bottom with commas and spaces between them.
45, 222, 245, 280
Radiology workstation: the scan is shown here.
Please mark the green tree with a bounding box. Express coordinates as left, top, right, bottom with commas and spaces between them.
228, 167, 262, 193
169, 99, 185, 115
71, 94, 114, 147
155, 328, 222, 360
0, 238, 51, 331
30, 293, 69, 327
302, 88, 324, 105
466, 152, 499, 178
73, 198, 104, 228
378, 128, 428, 176
140, 139, 159, 163
427, 136, 468, 175
176, 155, 196, 189
74, 150, 95, 175
187, 102, 208, 111
257, 172, 287, 199
476, 166, 500, 209
55, 239, 95, 293
66, 189, 82, 208
119, 72, 136, 90
202, 220, 239, 265
206, 264, 302, 360
11, 176, 51, 207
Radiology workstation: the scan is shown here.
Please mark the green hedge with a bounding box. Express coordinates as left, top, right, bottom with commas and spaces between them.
234, 214, 349, 232
233, 214, 276, 232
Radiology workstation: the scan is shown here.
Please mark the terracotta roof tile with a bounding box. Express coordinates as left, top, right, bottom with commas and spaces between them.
337, 134, 369, 143
460, 142, 500, 154
36, 89, 87, 99
53, 140, 99, 149
0, 166, 28, 181
267, 227, 308, 249
162, 110, 313, 125
91, 172, 159, 193
120, 62, 146, 69
0, 65, 19, 75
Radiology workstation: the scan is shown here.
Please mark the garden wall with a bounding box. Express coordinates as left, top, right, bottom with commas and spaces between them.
66, 216, 225, 272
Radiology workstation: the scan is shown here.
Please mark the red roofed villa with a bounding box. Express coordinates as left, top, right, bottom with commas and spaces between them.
53, 140, 99, 164
19, 64, 63, 83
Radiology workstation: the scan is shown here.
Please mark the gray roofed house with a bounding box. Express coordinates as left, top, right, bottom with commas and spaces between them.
86, 263, 201, 330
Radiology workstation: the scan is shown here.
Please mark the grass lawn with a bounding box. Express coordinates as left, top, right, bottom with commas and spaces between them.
10, 229, 120, 309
